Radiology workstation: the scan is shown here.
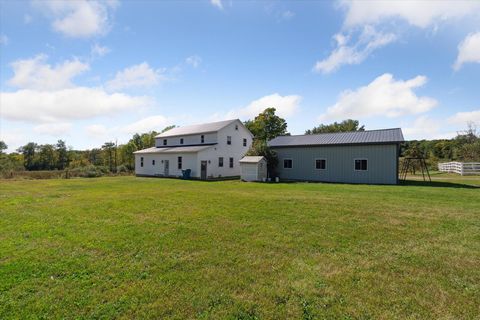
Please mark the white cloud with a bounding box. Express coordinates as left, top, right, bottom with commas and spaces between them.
8, 54, 89, 91
314, 26, 396, 74
453, 32, 480, 70
218, 93, 301, 120
403, 116, 456, 140
185, 55, 202, 68
33, 122, 72, 136
316, 1, 480, 73
281, 10, 295, 21
449, 109, 480, 124
105, 62, 166, 91
341, 0, 480, 29
0, 88, 150, 123
24, 14, 32, 24
210, 0, 223, 10
34, 0, 118, 38
85, 124, 109, 138
0, 34, 9, 45
319, 73, 437, 120
122, 115, 170, 134
91, 43, 110, 58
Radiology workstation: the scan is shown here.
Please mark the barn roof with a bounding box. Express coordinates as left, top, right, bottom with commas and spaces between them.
268, 128, 404, 147
239, 156, 266, 163
155, 119, 238, 138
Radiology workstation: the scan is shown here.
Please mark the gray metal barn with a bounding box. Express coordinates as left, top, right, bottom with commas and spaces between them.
268, 128, 404, 185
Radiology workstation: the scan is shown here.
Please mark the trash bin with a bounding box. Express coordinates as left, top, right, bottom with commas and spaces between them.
182, 169, 191, 179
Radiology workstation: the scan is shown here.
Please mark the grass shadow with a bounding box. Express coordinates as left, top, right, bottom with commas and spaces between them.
400, 179, 480, 189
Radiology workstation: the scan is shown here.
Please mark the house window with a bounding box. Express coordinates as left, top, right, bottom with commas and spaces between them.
315, 159, 326, 170
180, 138, 184, 144
152, 159, 155, 166
235, 124, 238, 130
243, 138, 247, 147
227, 136, 232, 145
201, 135, 205, 143
140, 157, 144, 167
178, 156, 182, 170
283, 159, 293, 169
355, 159, 368, 171
219, 157, 224, 167
229, 157, 234, 168
163, 139, 167, 146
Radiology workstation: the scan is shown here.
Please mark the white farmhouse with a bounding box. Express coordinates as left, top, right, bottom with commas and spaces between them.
134, 119, 253, 179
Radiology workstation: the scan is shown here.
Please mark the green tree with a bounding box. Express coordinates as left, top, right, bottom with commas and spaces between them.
56, 140, 69, 170
244, 108, 288, 142
0, 141, 7, 154
245, 140, 278, 177
305, 119, 365, 134
37, 144, 57, 170
161, 125, 176, 133
102, 142, 116, 172
18, 142, 38, 170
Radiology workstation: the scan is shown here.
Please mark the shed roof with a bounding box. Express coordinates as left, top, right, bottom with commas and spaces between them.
268, 128, 404, 147
155, 119, 238, 138
133, 145, 212, 154
239, 156, 266, 163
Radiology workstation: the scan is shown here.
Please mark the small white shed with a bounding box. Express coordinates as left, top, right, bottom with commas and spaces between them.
239, 156, 267, 182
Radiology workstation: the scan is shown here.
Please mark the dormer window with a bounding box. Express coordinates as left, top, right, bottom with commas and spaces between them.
163, 139, 167, 146
180, 138, 184, 144
201, 135, 205, 143
227, 136, 232, 145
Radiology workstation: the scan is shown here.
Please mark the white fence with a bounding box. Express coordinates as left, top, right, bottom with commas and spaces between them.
438, 162, 480, 175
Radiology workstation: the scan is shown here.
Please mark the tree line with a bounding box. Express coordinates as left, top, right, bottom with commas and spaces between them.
1, 109, 478, 176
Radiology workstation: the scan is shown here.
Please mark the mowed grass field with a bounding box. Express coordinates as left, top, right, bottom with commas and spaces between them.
1, 175, 479, 319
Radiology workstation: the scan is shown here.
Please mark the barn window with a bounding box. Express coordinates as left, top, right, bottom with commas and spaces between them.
227, 136, 232, 145
229, 157, 234, 168
315, 159, 326, 170
180, 138, 184, 144
243, 138, 247, 147
201, 135, 205, 143
178, 156, 182, 169
140, 157, 144, 167
152, 159, 155, 166
355, 159, 368, 171
219, 157, 224, 167
283, 159, 293, 169
163, 139, 167, 146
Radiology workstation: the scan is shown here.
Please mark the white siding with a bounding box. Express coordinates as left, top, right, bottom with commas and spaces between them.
240, 159, 267, 181
135, 120, 253, 179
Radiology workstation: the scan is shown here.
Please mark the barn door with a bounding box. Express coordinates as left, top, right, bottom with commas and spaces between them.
164, 160, 169, 176
201, 161, 207, 180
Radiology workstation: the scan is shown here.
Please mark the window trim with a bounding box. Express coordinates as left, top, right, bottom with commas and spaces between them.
314, 158, 326, 170
140, 157, 144, 167
283, 158, 293, 169
218, 157, 224, 167
178, 156, 182, 170
229, 157, 234, 168
180, 138, 184, 145
354, 158, 368, 171
201, 135, 205, 143
163, 139, 167, 146
227, 136, 232, 145
243, 138, 247, 147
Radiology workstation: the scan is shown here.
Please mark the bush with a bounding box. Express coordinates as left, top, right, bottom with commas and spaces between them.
69, 165, 104, 178
116, 164, 129, 173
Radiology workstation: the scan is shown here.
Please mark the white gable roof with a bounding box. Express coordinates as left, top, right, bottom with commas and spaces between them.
156, 119, 238, 138
133, 145, 212, 154
239, 156, 266, 163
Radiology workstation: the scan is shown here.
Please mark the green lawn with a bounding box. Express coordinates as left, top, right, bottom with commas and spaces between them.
1, 175, 479, 319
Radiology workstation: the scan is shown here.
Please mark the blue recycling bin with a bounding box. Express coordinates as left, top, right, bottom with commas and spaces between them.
182, 169, 191, 179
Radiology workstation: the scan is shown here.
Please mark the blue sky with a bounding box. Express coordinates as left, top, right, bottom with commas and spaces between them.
1, 0, 480, 152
